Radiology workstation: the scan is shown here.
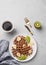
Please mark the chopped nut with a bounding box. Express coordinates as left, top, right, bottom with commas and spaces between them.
17, 37, 21, 41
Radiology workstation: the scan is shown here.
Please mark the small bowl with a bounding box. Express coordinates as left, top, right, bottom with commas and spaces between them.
2, 21, 15, 33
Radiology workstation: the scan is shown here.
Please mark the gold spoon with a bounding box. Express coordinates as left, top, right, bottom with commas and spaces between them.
24, 17, 32, 28
25, 25, 33, 35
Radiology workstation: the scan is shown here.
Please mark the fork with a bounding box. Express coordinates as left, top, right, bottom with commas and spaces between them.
24, 17, 32, 28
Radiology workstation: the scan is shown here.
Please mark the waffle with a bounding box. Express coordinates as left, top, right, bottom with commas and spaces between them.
12, 36, 33, 57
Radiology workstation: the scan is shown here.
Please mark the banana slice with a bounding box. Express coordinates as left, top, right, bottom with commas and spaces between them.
23, 44, 26, 48
17, 52, 20, 57
28, 50, 32, 54
17, 37, 21, 41
12, 44, 16, 49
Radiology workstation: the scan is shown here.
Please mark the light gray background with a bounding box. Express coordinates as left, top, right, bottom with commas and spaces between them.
0, 0, 46, 65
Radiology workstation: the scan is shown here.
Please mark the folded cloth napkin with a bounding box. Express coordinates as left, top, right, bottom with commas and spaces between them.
0, 40, 20, 65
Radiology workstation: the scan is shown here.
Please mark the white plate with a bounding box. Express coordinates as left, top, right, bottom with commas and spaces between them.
9, 34, 37, 62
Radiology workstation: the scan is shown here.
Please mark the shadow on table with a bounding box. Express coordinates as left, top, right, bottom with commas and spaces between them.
5, 29, 19, 37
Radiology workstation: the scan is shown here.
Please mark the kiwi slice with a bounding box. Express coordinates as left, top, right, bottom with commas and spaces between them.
34, 21, 41, 29
18, 55, 27, 60
25, 36, 30, 43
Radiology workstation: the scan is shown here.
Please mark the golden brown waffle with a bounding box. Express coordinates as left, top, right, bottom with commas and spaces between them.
12, 36, 33, 57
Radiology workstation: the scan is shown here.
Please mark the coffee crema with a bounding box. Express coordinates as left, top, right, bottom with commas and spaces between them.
2, 21, 12, 31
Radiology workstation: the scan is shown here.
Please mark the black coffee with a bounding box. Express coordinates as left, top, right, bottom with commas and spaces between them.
2, 21, 12, 31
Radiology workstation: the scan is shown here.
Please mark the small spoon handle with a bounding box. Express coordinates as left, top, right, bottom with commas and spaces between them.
25, 25, 33, 35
